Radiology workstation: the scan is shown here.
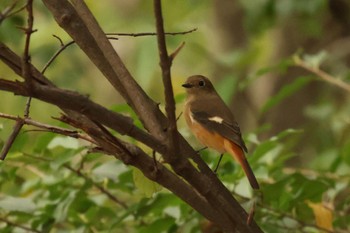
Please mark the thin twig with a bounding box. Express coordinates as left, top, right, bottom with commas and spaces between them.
0, 112, 96, 144
169, 41, 185, 62
175, 112, 183, 122
0, 216, 41, 233
1, 0, 36, 160
22, 0, 36, 88
41, 36, 119, 74
0, 2, 27, 25
0, 1, 18, 24
294, 56, 350, 93
233, 192, 338, 233
24, 97, 32, 117
0, 120, 24, 160
105, 28, 197, 37
64, 164, 129, 209
20, 153, 129, 209
153, 0, 179, 161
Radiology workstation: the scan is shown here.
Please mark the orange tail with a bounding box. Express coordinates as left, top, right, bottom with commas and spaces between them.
224, 139, 259, 190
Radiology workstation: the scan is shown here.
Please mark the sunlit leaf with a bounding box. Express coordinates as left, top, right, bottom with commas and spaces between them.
307, 201, 333, 231
302, 51, 328, 69
133, 168, 162, 197
92, 160, 129, 182
48, 136, 80, 149
0, 196, 36, 213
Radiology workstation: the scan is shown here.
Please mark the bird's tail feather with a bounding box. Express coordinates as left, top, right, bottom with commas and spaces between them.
224, 140, 260, 190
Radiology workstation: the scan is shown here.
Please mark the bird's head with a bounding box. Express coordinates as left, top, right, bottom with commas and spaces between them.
182, 75, 215, 95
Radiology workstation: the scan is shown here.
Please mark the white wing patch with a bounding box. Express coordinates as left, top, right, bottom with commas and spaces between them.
189, 112, 195, 123
208, 116, 224, 124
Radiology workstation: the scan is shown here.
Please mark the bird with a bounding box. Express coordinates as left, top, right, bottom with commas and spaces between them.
182, 75, 259, 190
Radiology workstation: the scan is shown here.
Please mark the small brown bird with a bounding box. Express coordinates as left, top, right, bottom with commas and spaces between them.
182, 75, 259, 189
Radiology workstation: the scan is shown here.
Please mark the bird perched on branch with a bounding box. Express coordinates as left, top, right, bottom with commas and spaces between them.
182, 75, 259, 190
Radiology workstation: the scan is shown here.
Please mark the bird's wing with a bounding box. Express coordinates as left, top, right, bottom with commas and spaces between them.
191, 110, 248, 153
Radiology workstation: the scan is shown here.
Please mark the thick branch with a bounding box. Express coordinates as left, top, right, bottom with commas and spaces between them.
0, 78, 163, 152
60, 115, 224, 224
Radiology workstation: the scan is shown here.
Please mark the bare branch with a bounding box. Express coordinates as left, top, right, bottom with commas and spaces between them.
64, 164, 129, 209
0, 216, 41, 233
0, 0, 36, 160
105, 28, 197, 37
169, 41, 186, 62
41, 35, 119, 74
0, 112, 96, 144
153, 0, 179, 162
0, 1, 28, 25
294, 55, 350, 92
22, 0, 36, 88
0, 119, 23, 160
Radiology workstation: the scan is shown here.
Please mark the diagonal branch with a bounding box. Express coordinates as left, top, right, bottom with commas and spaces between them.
0, 120, 23, 160
294, 56, 350, 93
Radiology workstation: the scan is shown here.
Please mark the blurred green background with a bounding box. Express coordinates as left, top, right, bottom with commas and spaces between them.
1, 0, 350, 232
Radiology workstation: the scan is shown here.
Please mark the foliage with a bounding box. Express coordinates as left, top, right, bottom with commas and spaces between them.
1, 0, 350, 232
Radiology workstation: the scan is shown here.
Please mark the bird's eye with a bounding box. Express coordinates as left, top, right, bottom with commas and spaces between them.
198, 80, 205, 87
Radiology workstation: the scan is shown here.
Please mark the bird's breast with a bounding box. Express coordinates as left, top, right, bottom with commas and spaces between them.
184, 108, 226, 154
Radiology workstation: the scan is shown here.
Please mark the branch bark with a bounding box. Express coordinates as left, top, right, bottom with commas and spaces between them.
153, 0, 180, 162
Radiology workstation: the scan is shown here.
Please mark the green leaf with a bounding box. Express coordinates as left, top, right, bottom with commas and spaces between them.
48, 136, 80, 149
263, 178, 291, 210
251, 140, 278, 163
138, 217, 176, 233
49, 148, 82, 170
340, 141, 350, 166
302, 51, 328, 69
261, 76, 312, 114
92, 160, 129, 182
290, 173, 328, 202
133, 168, 162, 197
0, 196, 36, 213
54, 190, 78, 222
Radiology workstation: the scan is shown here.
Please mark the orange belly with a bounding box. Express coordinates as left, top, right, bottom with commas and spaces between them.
189, 120, 226, 154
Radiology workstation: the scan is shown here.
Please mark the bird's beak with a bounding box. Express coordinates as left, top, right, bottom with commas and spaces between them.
182, 83, 193, 88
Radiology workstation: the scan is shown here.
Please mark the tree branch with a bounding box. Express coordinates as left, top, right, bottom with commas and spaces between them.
0, 112, 95, 143
0, 216, 40, 233
43, 0, 168, 139
153, 0, 179, 162
64, 164, 129, 209
105, 28, 197, 37
0, 1, 264, 231
294, 55, 350, 92
0, 119, 23, 160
